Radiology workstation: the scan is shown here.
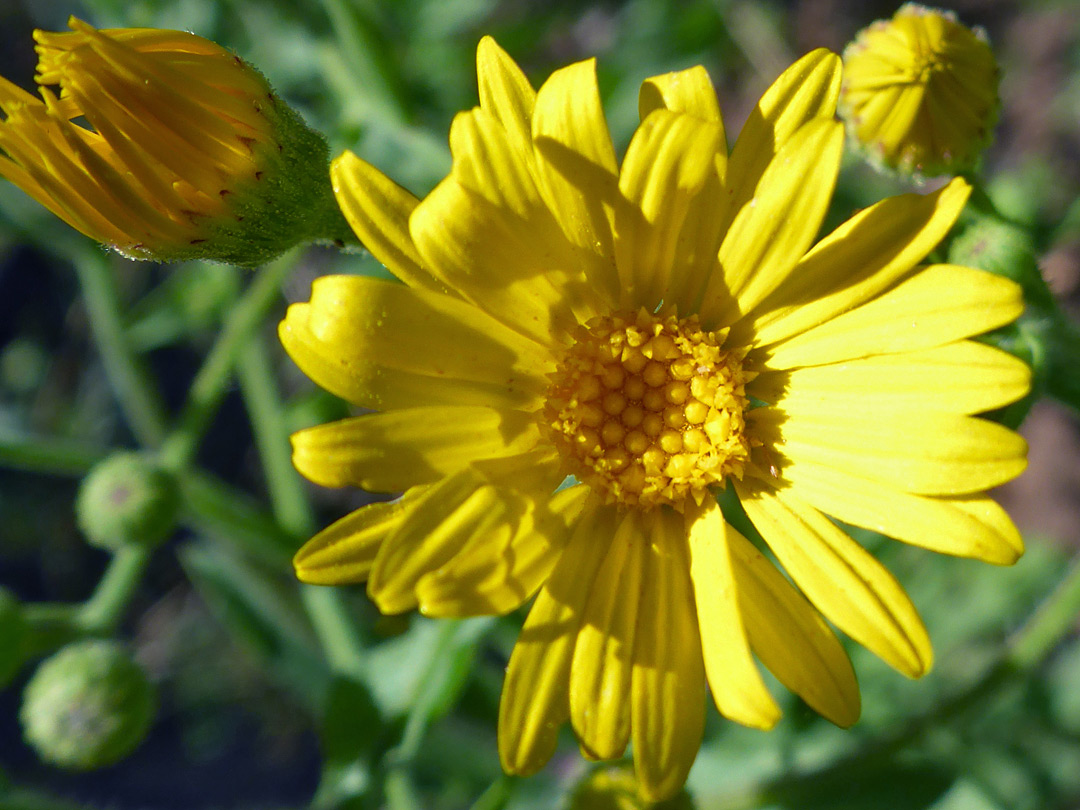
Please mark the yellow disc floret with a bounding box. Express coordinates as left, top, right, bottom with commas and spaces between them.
544, 309, 753, 509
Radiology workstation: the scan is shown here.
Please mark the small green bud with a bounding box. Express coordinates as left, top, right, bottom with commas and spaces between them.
569, 766, 695, 810
21, 640, 155, 770
0, 589, 26, 689
949, 217, 1038, 287
76, 452, 179, 552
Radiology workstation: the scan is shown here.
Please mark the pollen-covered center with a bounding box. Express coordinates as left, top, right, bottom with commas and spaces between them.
543, 309, 753, 509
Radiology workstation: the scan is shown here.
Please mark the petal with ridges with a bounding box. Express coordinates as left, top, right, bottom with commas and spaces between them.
762, 265, 1023, 370
290, 406, 540, 492
726, 525, 861, 726
738, 479, 932, 677
531, 58, 620, 304
723, 49, 841, 226
477, 36, 536, 155
499, 499, 619, 775
750, 407, 1027, 496
330, 151, 445, 293
294, 496, 416, 585
777, 462, 1023, 565
570, 510, 646, 760
639, 66, 723, 125
740, 178, 971, 348
702, 118, 844, 327
686, 498, 780, 729
613, 109, 725, 310
415, 483, 588, 617
368, 463, 554, 614
632, 508, 705, 802
751, 340, 1032, 415
278, 275, 551, 411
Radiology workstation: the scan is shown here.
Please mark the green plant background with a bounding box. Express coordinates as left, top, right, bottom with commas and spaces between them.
0, 0, 1078, 808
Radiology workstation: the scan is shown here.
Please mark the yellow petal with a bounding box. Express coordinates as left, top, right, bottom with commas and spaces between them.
685, 498, 780, 729
738, 479, 932, 678
632, 507, 705, 803
290, 406, 541, 492
415, 483, 589, 617
751, 340, 1032, 416
742, 178, 971, 348
410, 168, 597, 346
293, 497, 414, 585
702, 117, 844, 327
367, 463, 555, 614
750, 407, 1027, 496
778, 461, 1024, 565
638, 65, 723, 125
476, 36, 536, 156
726, 524, 860, 727
763, 264, 1023, 370
612, 109, 725, 311
722, 49, 841, 225
330, 151, 446, 294
499, 499, 618, 775
531, 58, 620, 305
278, 275, 551, 410
570, 511, 646, 760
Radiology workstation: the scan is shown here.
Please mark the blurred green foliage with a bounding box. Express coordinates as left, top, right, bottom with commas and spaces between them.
0, 0, 1078, 809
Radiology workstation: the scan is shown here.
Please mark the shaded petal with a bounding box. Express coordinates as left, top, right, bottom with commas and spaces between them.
412, 123, 599, 342
416, 483, 589, 617
639, 65, 723, 125
330, 151, 446, 293
778, 461, 1023, 565
613, 109, 725, 311
500, 499, 619, 775
738, 479, 932, 677
740, 178, 971, 348
751, 340, 1032, 415
702, 117, 844, 327
293, 496, 416, 585
570, 510, 646, 760
531, 58, 620, 304
685, 498, 780, 729
290, 406, 541, 492
751, 406, 1027, 496
278, 275, 551, 410
722, 49, 841, 227
726, 524, 861, 726
762, 265, 1023, 370
367, 457, 562, 614
632, 508, 706, 802
477, 36, 536, 155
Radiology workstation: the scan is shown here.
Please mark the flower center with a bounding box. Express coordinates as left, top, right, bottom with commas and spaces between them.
543, 309, 753, 509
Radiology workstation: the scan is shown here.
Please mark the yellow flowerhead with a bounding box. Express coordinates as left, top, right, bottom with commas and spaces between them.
0, 18, 343, 265
282, 40, 1029, 801
839, 3, 1000, 177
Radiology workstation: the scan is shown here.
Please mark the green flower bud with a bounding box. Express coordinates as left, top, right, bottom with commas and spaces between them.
570, 766, 695, 810
21, 640, 155, 770
76, 452, 179, 552
0, 588, 26, 689
948, 216, 1040, 290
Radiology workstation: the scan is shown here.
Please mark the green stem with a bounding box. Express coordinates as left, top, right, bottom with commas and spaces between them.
72, 248, 168, 448
75, 546, 152, 634
0, 430, 106, 477
468, 775, 517, 810
158, 251, 297, 471
234, 329, 368, 678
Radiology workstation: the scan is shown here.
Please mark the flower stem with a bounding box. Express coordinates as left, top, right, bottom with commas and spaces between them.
0, 430, 106, 477
72, 248, 168, 448
158, 252, 297, 471
234, 329, 368, 678
75, 546, 152, 634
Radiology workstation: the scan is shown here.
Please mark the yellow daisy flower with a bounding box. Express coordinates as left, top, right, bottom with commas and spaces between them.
282, 40, 1029, 800
839, 3, 1000, 177
0, 18, 339, 265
